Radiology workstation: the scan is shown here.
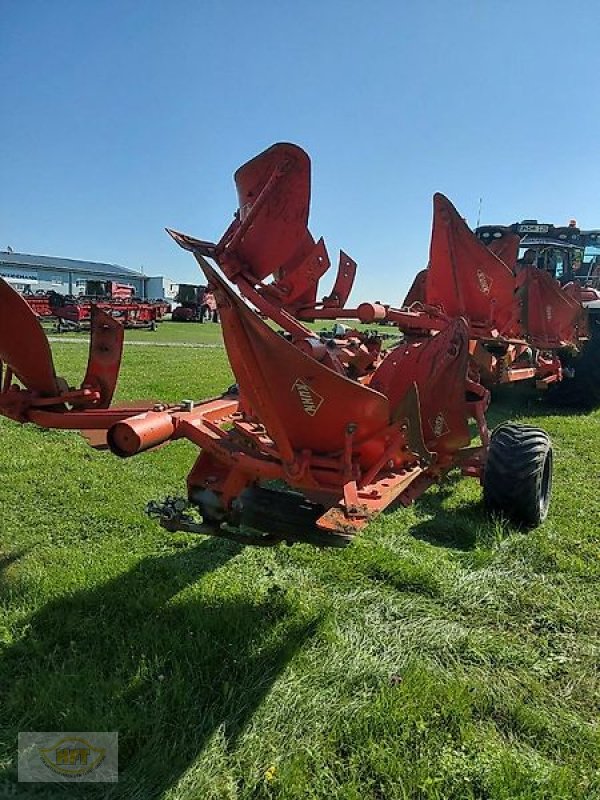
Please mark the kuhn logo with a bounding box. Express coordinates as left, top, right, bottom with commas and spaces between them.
546, 305, 552, 321
292, 379, 324, 416
476, 269, 492, 295
430, 412, 449, 438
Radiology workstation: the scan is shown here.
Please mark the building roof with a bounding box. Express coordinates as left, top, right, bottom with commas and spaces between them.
0, 251, 143, 277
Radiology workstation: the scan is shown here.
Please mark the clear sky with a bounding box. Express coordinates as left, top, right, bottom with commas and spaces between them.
1, 0, 599, 301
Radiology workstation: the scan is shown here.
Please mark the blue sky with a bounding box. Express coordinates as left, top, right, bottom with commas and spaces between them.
1, 1, 599, 300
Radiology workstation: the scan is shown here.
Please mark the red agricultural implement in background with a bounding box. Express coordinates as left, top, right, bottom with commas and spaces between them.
20, 280, 170, 332
0, 143, 553, 544
87, 280, 137, 300
47, 292, 169, 332
403, 197, 600, 406
475, 218, 600, 405
20, 291, 53, 319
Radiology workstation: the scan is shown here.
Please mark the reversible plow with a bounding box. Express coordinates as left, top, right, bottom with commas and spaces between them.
404, 195, 600, 401
0, 143, 553, 544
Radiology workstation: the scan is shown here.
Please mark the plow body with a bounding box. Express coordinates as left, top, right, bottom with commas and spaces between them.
404, 193, 590, 390
425, 193, 588, 349
110, 261, 486, 539
0, 143, 553, 542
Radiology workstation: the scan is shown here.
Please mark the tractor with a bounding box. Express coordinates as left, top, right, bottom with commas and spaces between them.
171, 283, 219, 323
0, 143, 553, 544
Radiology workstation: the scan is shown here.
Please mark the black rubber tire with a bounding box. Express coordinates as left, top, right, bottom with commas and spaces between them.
548, 333, 600, 408
483, 422, 552, 528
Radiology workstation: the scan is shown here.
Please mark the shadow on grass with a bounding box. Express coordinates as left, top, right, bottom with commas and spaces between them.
408, 473, 485, 551
487, 383, 599, 422
0, 537, 319, 799
401, 387, 575, 552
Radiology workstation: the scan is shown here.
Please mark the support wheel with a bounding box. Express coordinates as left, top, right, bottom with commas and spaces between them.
483, 422, 552, 527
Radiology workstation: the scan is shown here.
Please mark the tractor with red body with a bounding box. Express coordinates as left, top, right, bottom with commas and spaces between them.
0, 143, 553, 544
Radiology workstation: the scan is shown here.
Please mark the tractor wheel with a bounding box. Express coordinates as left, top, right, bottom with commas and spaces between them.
548, 333, 600, 408
483, 422, 552, 528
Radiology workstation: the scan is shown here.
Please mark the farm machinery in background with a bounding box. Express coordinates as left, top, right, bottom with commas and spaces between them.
171, 283, 219, 323
21, 279, 170, 332
403, 200, 600, 406
19, 291, 54, 319
475, 219, 600, 405
0, 143, 553, 545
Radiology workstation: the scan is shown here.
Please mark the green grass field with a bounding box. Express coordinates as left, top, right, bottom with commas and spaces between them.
0, 322, 599, 799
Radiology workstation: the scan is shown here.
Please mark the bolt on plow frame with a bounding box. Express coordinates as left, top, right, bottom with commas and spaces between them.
0, 143, 553, 545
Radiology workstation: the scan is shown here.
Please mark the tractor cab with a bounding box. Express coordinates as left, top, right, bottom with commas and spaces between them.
172, 283, 219, 322
476, 220, 600, 289
85, 280, 136, 299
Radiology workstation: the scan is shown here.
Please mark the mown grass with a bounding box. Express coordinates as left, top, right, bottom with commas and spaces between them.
49, 318, 399, 347
50, 319, 226, 346
0, 324, 598, 799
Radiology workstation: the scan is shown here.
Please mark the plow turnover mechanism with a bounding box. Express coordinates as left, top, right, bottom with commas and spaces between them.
0, 143, 553, 544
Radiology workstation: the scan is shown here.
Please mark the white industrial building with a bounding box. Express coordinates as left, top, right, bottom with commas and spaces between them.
0, 250, 179, 301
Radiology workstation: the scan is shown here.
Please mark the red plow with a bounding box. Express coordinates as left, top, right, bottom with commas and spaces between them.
0, 143, 553, 544
404, 194, 598, 398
